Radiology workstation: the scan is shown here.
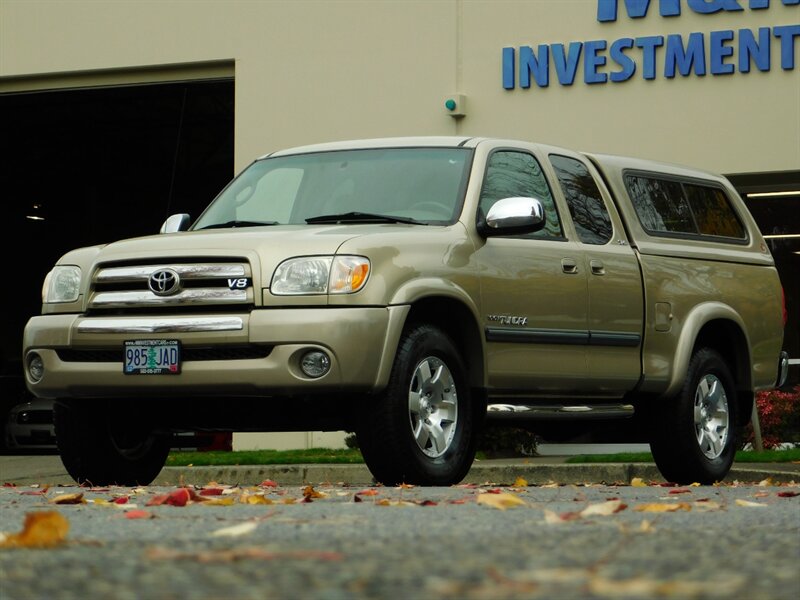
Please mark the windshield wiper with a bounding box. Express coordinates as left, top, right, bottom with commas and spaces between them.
197, 220, 279, 230
305, 212, 424, 225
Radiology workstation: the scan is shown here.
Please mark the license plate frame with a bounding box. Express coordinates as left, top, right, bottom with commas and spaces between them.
123, 340, 181, 375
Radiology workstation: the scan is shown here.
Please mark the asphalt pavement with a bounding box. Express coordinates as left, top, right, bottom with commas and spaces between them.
2, 453, 798, 487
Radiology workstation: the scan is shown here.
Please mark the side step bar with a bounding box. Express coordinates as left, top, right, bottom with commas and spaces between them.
486, 403, 634, 420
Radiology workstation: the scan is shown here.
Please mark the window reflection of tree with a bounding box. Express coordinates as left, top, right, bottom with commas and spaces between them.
550, 155, 612, 245
480, 151, 562, 239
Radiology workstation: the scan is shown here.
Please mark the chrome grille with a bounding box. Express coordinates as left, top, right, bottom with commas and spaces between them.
89, 262, 253, 310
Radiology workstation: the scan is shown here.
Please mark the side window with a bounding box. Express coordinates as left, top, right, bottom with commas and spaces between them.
625, 173, 747, 242
684, 184, 746, 239
549, 154, 612, 245
625, 175, 696, 234
478, 150, 562, 239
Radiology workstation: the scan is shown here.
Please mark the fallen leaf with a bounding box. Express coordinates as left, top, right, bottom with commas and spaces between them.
203, 497, 237, 506
356, 489, 380, 496
113, 496, 129, 505
580, 500, 627, 517
757, 478, 775, 487
513, 476, 528, 488
0, 511, 69, 548
735, 499, 766, 507
777, 491, 800, 498
124, 510, 154, 520
239, 494, 272, 505
634, 502, 692, 513
200, 488, 224, 496
50, 493, 86, 505
302, 485, 327, 500
211, 522, 258, 538
631, 478, 647, 487
259, 480, 278, 488
668, 489, 691, 495
476, 492, 527, 510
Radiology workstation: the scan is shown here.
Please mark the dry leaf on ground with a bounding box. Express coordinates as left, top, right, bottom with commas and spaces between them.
634, 502, 692, 513
0, 511, 69, 548
476, 492, 527, 510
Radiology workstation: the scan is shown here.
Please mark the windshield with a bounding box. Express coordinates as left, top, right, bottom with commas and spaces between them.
192, 147, 472, 229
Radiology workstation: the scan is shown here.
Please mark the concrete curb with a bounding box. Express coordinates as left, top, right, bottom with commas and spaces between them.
153, 463, 799, 487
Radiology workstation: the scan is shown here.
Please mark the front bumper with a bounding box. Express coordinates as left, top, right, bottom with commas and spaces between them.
23, 306, 408, 399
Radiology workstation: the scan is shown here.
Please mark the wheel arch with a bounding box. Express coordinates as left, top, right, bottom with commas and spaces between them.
666, 303, 753, 426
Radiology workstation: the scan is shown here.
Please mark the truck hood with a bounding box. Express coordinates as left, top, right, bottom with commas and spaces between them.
60, 223, 437, 288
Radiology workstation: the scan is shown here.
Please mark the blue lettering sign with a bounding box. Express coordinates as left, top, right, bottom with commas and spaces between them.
710, 29, 736, 73
635, 35, 665, 79
774, 24, 800, 69
610, 38, 637, 80
584, 40, 609, 83
520, 45, 550, 88
503, 47, 515, 89
552, 42, 584, 85
598, 0, 796, 21
738, 27, 771, 71
664, 32, 707, 76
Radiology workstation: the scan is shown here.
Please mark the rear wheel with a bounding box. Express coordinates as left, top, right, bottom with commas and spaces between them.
650, 348, 739, 484
356, 323, 477, 486
54, 399, 170, 486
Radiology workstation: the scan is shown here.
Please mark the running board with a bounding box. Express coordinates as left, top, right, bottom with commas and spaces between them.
486, 403, 634, 420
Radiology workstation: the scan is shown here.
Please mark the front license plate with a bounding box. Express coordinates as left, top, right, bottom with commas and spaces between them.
124, 340, 181, 375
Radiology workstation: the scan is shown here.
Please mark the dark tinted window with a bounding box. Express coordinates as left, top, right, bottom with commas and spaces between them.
684, 184, 746, 238
626, 175, 696, 234
479, 151, 562, 239
550, 154, 612, 245
625, 173, 746, 241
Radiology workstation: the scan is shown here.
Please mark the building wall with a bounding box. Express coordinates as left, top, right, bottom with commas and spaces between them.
2, 0, 798, 174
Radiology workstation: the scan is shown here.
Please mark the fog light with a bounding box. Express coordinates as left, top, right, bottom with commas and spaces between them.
300, 350, 331, 378
27, 353, 44, 383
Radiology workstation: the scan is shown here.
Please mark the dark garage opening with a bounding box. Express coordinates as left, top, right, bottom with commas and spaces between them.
0, 78, 235, 430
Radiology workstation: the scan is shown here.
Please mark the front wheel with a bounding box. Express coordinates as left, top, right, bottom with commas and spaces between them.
356, 323, 477, 486
650, 348, 739, 485
54, 399, 171, 486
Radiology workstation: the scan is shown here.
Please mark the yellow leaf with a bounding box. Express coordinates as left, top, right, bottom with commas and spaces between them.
476, 492, 527, 511
239, 494, 272, 505
513, 476, 528, 488
203, 497, 237, 506
580, 500, 627, 517
634, 502, 692, 513
49, 493, 86, 505
0, 511, 69, 548
631, 477, 648, 487
735, 499, 766, 507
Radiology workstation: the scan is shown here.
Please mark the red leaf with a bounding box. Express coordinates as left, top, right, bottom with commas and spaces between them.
260, 480, 278, 488
669, 489, 691, 494
485, 488, 503, 494
200, 488, 224, 496
166, 488, 191, 507
125, 510, 154, 520
777, 491, 800, 498
419, 500, 438, 506
113, 497, 129, 505
356, 489, 380, 496
146, 494, 169, 506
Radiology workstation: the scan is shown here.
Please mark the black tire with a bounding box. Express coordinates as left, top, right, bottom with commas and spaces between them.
650, 348, 739, 485
54, 399, 170, 486
356, 323, 477, 486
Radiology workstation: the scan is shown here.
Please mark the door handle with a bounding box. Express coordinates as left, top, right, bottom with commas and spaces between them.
590, 260, 605, 276
561, 258, 578, 274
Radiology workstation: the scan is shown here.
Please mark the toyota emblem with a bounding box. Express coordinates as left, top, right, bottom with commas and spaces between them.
148, 268, 181, 296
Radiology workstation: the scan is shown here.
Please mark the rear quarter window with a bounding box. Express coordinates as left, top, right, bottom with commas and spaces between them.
625, 173, 746, 242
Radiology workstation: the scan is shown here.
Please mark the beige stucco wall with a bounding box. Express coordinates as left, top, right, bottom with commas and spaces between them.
2, 0, 798, 174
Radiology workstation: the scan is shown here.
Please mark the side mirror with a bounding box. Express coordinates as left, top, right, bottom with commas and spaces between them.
160, 213, 191, 234
477, 197, 545, 237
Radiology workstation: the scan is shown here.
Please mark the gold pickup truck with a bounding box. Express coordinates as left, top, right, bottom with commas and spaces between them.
22, 136, 789, 486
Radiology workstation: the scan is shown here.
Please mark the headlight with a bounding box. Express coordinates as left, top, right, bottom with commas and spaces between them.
42, 266, 82, 303
271, 256, 370, 295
